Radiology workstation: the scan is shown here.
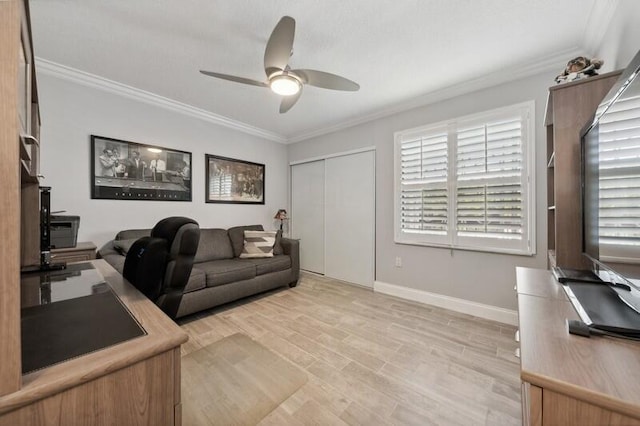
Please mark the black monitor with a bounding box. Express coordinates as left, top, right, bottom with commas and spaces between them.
565, 49, 640, 338
581, 49, 640, 285
21, 187, 66, 273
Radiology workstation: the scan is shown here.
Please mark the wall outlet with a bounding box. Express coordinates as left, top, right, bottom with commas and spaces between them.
395, 256, 402, 267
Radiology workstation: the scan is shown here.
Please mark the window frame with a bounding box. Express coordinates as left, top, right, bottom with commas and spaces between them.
394, 101, 536, 256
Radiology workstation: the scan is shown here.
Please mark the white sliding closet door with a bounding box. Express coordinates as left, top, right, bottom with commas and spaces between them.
291, 160, 325, 274
324, 151, 375, 287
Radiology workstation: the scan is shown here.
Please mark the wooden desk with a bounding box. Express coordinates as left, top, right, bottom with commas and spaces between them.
517, 267, 640, 425
0, 260, 188, 425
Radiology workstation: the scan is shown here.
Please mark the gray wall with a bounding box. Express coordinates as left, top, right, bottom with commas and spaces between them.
288, 71, 557, 310
38, 72, 288, 248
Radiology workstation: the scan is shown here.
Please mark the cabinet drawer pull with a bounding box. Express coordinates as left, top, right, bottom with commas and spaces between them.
515, 348, 520, 358
515, 330, 520, 342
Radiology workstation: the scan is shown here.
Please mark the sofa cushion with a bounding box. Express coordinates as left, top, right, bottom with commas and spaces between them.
194, 228, 234, 263
228, 225, 264, 257
198, 259, 256, 288
239, 230, 277, 258
184, 267, 206, 293
239, 255, 291, 276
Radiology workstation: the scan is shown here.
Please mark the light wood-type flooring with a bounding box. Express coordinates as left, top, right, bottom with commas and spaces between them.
178, 272, 522, 426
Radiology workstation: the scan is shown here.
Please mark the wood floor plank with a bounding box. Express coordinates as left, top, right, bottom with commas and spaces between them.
339, 401, 394, 426
282, 331, 351, 370
390, 403, 441, 426
257, 406, 304, 426
295, 314, 350, 341
378, 361, 493, 424
307, 359, 398, 417
340, 361, 442, 418
179, 272, 522, 425
291, 399, 351, 425
430, 346, 521, 389
254, 331, 318, 369
342, 334, 400, 362
386, 323, 467, 354
336, 317, 408, 349
314, 332, 386, 372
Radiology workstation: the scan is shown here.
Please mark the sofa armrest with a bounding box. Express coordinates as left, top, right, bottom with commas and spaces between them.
280, 237, 300, 284
97, 240, 120, 259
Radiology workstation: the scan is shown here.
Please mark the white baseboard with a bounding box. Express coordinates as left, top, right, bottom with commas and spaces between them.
374, 281, 518, 326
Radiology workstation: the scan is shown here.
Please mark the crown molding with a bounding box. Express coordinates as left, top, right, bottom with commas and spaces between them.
582, 0, 620, 56
287, 46, 582, 143
35, 58, 288, 144
37, 43, 595, 146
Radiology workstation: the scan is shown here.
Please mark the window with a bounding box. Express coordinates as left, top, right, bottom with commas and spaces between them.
394, 101, 535, 255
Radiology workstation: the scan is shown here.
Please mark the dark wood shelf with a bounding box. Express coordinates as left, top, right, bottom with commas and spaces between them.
545, 71, 622, 269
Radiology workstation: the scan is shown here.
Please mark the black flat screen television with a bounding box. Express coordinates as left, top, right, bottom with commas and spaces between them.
573, 50, 640, 337
582, 49, 640, 288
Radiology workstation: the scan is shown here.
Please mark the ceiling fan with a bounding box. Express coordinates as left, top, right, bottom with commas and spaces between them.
200, 16, 360, 113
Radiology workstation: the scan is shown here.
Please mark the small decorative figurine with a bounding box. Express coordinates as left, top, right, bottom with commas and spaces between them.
555, 56, 604, 84
274, 209, 288, 231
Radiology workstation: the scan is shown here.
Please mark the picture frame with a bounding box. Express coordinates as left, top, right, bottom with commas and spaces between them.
205, 154, 265, 204
90, 135, 192, 201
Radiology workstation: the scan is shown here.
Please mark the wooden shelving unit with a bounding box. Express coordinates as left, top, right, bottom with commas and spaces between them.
0, 0, 41, 397
1, 5, 186, 422
545, 71, 622, 269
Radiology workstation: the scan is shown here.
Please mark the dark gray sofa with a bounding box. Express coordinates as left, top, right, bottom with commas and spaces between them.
98, 224, 299, 318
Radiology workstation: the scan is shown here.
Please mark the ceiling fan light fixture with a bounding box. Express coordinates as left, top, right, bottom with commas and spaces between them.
270, 74, 301, 96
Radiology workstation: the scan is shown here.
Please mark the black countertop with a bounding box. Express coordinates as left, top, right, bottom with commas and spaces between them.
20, 263, 145, 374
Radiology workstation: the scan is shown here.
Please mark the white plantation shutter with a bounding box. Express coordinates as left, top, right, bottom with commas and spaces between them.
455, 117, 524, 244
395, 102, 534, 254
399, 130, 448, 238
597, 94, 640, 262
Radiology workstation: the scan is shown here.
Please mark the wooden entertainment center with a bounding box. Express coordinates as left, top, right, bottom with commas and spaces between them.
518, 69, 640, 425
0, 1, 187, 424
517, 267, 640, 425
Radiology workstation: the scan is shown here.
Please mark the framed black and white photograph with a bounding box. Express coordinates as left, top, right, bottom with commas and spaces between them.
205, 154, 265, 204
91, 135, 192, 201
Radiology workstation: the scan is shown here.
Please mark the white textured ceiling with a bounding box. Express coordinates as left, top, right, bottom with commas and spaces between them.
30, 0, 607, 142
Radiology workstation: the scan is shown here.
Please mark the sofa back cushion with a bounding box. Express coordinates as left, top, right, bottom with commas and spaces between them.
194, 228, 234, 263
116, 229, 151, 241
228, 225, 264, 257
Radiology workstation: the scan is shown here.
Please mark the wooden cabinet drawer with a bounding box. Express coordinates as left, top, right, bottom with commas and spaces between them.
50, 242, 97, 264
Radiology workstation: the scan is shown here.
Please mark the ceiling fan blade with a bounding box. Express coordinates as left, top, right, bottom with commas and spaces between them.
279, 90, 302, 114
293, 69, 359, 91
264, 16, 295, 77
200, 70, 268, 87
